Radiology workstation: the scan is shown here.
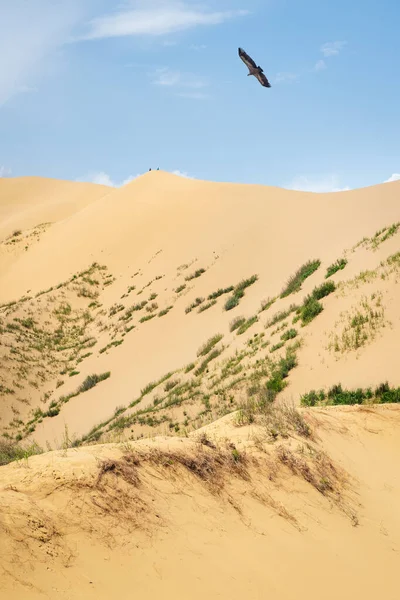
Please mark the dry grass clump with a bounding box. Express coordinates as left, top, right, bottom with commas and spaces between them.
329, 293, 386, 353
276, 444, 343, 496
96, 442, 251, 496
236, 397, 312, 441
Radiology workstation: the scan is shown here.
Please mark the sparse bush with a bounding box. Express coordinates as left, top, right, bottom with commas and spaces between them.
266, 304, 298, 328
208, 286, 234, 300
325, 258, 347, 279
230, 316, 246, 332
185, 268, 206, 281
280, 259, 321, 298
299, 297, 323, 324
0, 440, 43, 466
236, 316, 258, 335
224, 275, 258, 311
270, 342, 285, 353
260, 297, 276, 312
165, 379, 179, 392
311, 281, 336, 300
281, 328, 297, 341
185, 297, 204, 313
197, 334, 223, 357
198, 300, 217, 312
79, 372, 111, 393
195, 349, 222, 376
301, 381, 400, 407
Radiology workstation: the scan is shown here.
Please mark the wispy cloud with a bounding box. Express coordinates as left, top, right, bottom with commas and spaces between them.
81, 2, 249, 40
0, 165, 12, 178
314, 59, 327, 72
152, 67, 209, 97
0, 0, 86, 107
172, 169, 193, 178
78, 171, 141, 187
78, 168, 193, 185
384, 173, 400, 183
286, 175, 350, 193
274, 72, 299, 84
320, 41, 347, 57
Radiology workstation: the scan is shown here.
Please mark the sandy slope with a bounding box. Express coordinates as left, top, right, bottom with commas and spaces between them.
0, 175, 111, 243
1, 172, 399, 302
1, 172, 400, 599
0, 172, 399, 449
1, 405, 399, 599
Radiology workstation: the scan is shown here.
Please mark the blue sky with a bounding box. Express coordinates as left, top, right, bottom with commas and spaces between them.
0, 0, 399, 192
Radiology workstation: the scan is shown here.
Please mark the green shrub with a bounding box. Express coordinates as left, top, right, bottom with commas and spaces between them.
281, 259, 321, 298
281, 328, 297, 341
0, 440, 43, 466
325, 258, 347, 279
301, 381, 400, 407
300, 297, 323, 324
224, 275, 258, 311
197, 334, 223, 357
236, 316, 258, 335
79, 371, 111, 393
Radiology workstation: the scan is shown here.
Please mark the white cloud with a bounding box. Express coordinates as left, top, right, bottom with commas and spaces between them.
0, 166, 12, 178
384, 173, 400, 183
82, 2, 249, 40
314, 59, 327, 72
0, 1, 87, 107
274, 72, 299, 84
286, 175, 350, 193
320, 41, 347, 57
172, 169, 193, 178
152, 67, 208, 97
78, 171, 141, 187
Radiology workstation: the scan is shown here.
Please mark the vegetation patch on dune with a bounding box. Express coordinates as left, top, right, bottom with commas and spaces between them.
325, 258, 347, 279
293, 280, 336, 326
236, 316, 258, 335
301, 382, 400, 407
198, 299, 217, 313
0, 439, 43, 466
328, 293, 386, 353
185, 297, 204, 314
185, 268, 206, 281
352, 221, 400, 253
280, 259, 321, 298
224, 275, 258, 311
197, 334, 224, 357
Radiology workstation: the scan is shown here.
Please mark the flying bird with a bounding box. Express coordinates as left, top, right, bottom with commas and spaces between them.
238, 47, 271, 88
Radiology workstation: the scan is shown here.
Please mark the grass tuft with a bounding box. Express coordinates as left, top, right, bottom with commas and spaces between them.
325, 258, 347, 279
280, 260, 321, 298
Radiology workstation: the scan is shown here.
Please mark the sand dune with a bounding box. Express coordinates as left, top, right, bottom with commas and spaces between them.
0, 175, 111, 243
1, 405, 400, 599
1, 172, 400, 598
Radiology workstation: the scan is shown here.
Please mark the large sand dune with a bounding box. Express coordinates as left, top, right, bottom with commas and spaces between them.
0, 171, 400, 598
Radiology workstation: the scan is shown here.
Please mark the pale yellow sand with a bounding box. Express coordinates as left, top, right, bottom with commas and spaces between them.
1, 405, 399, 599
0, 172, 400, 598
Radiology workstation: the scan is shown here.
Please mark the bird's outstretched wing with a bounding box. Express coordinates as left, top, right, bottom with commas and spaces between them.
238, 47, 257, 71
256, 71, 271, 88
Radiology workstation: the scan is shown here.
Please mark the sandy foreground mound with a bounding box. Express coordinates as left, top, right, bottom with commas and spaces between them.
1, 404, 399, 600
